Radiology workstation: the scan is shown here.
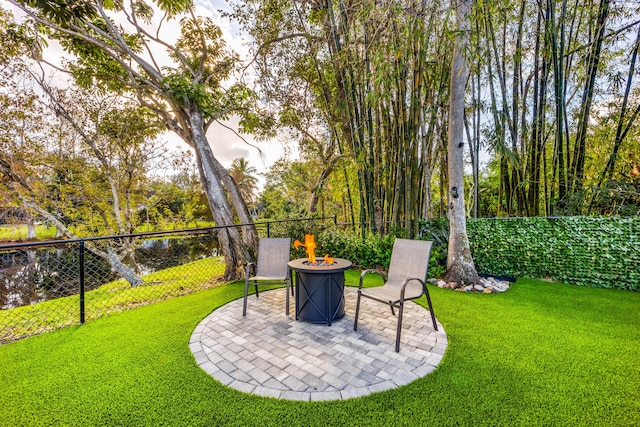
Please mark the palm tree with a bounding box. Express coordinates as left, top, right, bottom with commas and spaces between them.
229, 158, 258, 204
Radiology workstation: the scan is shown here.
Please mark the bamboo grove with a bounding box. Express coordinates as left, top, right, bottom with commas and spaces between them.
234, 0, 640, 229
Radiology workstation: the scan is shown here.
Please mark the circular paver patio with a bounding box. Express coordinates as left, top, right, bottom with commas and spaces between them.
189, 286, 447, 401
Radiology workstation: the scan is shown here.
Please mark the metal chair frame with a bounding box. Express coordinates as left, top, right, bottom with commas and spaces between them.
354, 239, 438, 352
242, 238, 292, 316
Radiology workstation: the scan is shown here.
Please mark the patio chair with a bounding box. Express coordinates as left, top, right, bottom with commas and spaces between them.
354, 239, 438, 352
243, 238, 292, 317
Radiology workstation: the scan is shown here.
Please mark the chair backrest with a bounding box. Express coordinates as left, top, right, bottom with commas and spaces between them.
255, 238, 291, 277
386, 239, 433, 287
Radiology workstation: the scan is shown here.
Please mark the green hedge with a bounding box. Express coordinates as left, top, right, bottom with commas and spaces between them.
466, 216, 640, 290
282, 216, 639, 291
312, 229, 447, 278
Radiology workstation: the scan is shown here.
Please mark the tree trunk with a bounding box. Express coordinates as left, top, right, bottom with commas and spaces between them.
212, 155, 258, 254
188, 109, 252, 281
549, 0, 568, 207
25, 210, 36, 240
443, 0, 479, 287
17, 196, 144, 286
570, 0, 610, 197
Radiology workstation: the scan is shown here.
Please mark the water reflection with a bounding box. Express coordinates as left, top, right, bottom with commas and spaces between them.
0, 236, 219, 309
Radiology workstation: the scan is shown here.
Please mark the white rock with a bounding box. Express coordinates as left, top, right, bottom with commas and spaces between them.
493, 282, 509, 292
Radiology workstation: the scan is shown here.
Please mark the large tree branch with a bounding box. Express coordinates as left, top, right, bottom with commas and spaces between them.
10, 0, 165, 88
121, 4, 197, 78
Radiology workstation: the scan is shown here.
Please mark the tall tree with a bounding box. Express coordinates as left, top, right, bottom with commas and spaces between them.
443, 0, 479, 286
232, 0, 450, 236
10, 0, 261, 280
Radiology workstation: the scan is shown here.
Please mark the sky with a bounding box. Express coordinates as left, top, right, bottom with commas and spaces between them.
193, 0, 286, 183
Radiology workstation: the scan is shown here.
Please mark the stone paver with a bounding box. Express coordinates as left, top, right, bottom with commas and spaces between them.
190, 287, 447, 401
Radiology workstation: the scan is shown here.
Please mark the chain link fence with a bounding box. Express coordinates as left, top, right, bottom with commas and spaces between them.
0, 217, 336, 344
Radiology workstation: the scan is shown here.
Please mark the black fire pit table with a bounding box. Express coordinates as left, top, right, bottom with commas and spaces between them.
288, 258, 352, 326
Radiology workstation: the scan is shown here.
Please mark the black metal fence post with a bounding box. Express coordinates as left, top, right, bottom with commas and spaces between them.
266, 222, 271, 237
79, 240, 85, 324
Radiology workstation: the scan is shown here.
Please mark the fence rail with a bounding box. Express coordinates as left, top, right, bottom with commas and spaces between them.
0, 217, 336, 344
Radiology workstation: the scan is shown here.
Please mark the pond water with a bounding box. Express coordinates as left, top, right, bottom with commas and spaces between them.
0, 236, 219, 309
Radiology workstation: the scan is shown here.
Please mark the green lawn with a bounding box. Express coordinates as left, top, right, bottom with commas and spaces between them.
1, 274, 638, 426
0, 224, 58, 241
0, 222, 218, 242
0, 257, 224, 344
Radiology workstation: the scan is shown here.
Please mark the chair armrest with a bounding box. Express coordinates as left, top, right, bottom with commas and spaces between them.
400, 278, 425, 300
245, 262, 256, 277
359, 269, 387, 289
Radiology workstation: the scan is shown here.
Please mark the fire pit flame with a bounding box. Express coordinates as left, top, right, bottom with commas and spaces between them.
294, 234, 335, 266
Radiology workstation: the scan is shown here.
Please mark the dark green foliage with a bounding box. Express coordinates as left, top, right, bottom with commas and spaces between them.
272, 223, 448, 278
316, 230, 446, 278
317, 230, 396, 269
260, 218, 331, 241
466, 216, 640, 290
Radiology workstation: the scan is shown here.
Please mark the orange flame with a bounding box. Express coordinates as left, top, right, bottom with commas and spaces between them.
294, 234, 317, 264
295, 234, 335, 265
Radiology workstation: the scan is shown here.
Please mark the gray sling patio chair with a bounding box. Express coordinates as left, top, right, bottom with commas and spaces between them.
243, 238, 292, 317
354, 238, 438, 352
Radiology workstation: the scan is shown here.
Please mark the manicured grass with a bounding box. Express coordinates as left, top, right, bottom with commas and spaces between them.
0, 221, 217, 242
0, 224, 57, 241
0, 273, 638, 426
0, 257, 224, 343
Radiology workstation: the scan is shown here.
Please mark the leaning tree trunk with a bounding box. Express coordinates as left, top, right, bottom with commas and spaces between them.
212, 156, 258, 254
442, 0, 479, 287
15, 197, 144, 286
188, 109, 253, 280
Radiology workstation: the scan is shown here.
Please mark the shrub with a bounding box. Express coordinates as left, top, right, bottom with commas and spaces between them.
315, 229, 443, 279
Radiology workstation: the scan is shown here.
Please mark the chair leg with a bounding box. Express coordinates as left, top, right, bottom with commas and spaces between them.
254, 281, 259, 297
285, 276, 290, 316
424, 288, 438, 331
395, 300, 405, 352
354, 291, 362, 331
243, 276, 250, 316
290, 277, 294, 295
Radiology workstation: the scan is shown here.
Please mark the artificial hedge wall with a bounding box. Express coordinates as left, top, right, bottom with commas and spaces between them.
465, 216, 640, 291
281, 216, 638, 291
